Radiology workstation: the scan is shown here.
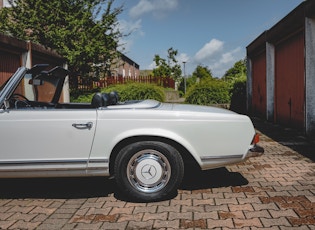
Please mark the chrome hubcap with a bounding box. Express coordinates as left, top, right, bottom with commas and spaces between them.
127, 149, 171, 193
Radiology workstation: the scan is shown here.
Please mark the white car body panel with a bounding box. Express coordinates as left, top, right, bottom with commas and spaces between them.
0, 66, 263, 180
0, 109, 96, 177
90, 103, 255, 173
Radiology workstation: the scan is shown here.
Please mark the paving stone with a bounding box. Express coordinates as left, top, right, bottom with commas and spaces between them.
168, 211, 193, 221
0, 220, 16, 229
170, 198, 192, 206
194, 211, 218, 220
193, 198, 215, 206
234, 218, 263, 228
219, 210, 245, 219
30, 206, 57, 215
205, 204, 229, 212
180, 218, 207, 229
109, 206, 134, 215
229, 203, 254, 212
207, 218, 234, 228
117, 213, 143, 222
7, 205, 35, 214
157, 205, 180, 213
74, 222, 103, 229
8, 220, 41, 230
215, 197, 238, 205
133, 205, 157, 214
244, 210, 271, 219
127, 220, 154, 229
181, 205, 205, 213
143, 212, 167, 221
261, 217, 291, 227
153, 219, 179, 229
0, 212, 14, 220
7, 212, 37, 221
269, 209, 299, 218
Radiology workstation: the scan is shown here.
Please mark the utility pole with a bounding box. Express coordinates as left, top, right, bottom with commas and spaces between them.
183, 61, 186, 94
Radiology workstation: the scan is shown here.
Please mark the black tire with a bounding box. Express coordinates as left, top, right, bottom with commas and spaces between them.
114, 141, 184, 202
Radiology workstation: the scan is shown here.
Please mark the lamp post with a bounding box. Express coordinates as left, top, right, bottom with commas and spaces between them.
182, 61, 186, 94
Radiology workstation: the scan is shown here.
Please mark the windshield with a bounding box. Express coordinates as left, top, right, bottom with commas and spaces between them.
1, 66, 68, 109
13, 73, 61, 103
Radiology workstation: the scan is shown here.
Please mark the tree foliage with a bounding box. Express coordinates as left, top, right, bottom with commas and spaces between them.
185, 79, 230, 105
153, 47, 182, 82
0, 0, 123, 78
192, 65, 213, 80
222, 59, 247, 82
72, 83, 165, 102
178, 65, 213, 96
230, 77, 247, 114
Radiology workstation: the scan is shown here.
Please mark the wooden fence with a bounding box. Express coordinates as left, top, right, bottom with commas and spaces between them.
75, 75, 175, 91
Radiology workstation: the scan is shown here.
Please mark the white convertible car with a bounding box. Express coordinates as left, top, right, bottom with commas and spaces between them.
0, 65, 263, 202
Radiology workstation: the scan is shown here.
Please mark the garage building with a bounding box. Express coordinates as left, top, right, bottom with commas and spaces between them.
247, 0, 315, 135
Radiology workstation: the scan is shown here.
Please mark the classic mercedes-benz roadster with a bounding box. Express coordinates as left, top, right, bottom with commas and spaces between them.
0, 65, 263, 201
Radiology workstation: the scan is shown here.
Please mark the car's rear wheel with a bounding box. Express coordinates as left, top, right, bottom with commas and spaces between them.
114, 141, 184, 202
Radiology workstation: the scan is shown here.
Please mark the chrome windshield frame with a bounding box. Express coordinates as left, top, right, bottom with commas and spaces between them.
0, 67, 28, 109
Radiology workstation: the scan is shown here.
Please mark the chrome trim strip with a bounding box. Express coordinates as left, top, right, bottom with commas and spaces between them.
88, 159, 109, 164
0, 159, 87, 166
200, 155, 243, 162
0, 159, 109, 174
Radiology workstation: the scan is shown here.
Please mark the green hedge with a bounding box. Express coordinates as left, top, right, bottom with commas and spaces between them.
185, 80, 230, 105
229, 78, 247, 114
72, 83, 165, 103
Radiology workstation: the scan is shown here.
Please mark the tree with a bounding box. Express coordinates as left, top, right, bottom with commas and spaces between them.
224, 59, 247, 114
153, 47, 182, 82
222, 59, 247, 81
0, 0, 123, 85
192, 65, 213, 80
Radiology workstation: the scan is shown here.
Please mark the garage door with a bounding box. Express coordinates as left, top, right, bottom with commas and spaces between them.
275, 32, 305, 129
0, 50, 20, 85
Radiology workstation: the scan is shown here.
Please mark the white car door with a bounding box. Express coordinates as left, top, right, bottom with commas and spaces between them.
0, 109, 96, 176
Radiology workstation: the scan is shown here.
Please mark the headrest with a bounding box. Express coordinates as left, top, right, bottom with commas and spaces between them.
108, 91, 119, 105
91, 93, 103, 108
91, 91, 119, 108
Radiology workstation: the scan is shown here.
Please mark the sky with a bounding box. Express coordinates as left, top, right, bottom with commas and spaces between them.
112, 0, 304, 78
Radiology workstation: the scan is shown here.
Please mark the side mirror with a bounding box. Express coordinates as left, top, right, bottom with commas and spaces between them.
29, 79, 44, 86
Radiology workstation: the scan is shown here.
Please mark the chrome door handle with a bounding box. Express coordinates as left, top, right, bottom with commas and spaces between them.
72, 122, 93, 130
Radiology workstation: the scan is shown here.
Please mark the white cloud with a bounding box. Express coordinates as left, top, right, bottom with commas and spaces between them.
148, 61, 156, 70
210, 47, 243, 77
129, 0, 179, 18
118, 19, 144, 36
177, 53, 190, 64
117, 19, 144, 53
192, 39, 244, 77
194, 39, 224, 62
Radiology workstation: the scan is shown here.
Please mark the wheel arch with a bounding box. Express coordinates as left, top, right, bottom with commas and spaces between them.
109, 135, 200, 175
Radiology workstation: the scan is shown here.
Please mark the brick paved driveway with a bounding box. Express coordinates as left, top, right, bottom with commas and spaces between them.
0, 118, 314, 229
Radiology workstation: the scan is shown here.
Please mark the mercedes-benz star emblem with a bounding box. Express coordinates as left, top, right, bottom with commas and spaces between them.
141, 164, 157, 180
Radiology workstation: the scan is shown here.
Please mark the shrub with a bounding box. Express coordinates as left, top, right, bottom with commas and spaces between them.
185, 79, 230, 105
72, 83, 165, 103
104, 83, 165, 102
229, 77, 247, 114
